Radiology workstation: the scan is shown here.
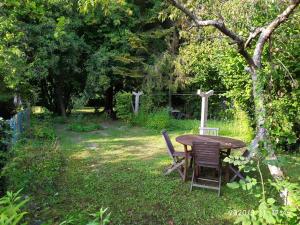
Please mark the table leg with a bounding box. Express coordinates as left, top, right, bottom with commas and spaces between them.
225, 149, 232, 182
183, 145, 188, 182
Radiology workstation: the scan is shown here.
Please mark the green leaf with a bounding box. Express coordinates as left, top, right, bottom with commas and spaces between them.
227, 182, 240, 189
267, 198, 275, 205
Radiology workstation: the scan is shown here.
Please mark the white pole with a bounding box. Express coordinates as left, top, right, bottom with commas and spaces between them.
132, 91, 143, 115
197, 90, 214, 135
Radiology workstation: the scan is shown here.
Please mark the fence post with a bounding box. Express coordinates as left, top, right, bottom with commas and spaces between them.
7, 108, 31, 144
9, 115, 17, 144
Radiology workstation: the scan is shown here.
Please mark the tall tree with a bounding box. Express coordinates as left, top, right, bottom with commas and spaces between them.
167, 0, 300, 152
79, 0, 171, 117
0, 0, 89, 117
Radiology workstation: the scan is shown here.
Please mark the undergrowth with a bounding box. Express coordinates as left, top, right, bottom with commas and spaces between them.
68, 114, 103, 132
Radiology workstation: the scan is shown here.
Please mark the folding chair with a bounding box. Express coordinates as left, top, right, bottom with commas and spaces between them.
190, 141, 222, 196
161, 130, 191, 179
229, 150, 250, 182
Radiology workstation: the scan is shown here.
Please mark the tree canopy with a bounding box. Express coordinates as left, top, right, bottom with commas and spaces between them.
0, 0, 299, 150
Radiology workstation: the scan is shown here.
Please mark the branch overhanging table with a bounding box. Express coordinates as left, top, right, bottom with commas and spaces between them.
175, 134, 246, 181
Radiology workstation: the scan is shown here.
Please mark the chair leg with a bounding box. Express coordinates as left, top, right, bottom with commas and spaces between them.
230, 174, 238, 183
229, 165, 246, 182
164, 160, 185, 177
189, 157, 193, 168
190, 169, 195, 192
178, 165, 184, 179
218, 167, 222, 197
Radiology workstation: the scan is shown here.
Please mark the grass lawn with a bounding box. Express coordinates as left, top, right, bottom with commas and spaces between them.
18, 112, 260, 225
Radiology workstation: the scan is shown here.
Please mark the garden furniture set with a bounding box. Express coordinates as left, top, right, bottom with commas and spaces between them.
162, 130, 248, 196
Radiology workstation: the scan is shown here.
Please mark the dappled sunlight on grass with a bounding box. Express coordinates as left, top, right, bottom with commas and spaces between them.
49, 116, 259, 224
72, 107, 97, 113
70, 150, 93, 160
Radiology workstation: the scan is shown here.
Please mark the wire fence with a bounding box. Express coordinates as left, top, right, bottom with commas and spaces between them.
8, 108, 31, 144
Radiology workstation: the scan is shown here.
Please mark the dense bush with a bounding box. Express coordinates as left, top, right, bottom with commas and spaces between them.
130, 111, 148, 126
68, 114, 103, 132
68, 122, 102, 132
139, 94, 155, 114
115, 92, 133, 122
226, 154, 300, 225
265, 91, 300, 152
145, 109, 172, 130
0, 117, 11, 194
126, 92, 172, 130
30, 117, 56, 140
0, 117, 11, 151
130, 108, 172, 130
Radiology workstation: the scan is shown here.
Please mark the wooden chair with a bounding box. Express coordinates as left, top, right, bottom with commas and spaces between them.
161, 130, 191, 179
229, 150, 250, 182
200, 127, 229, 160
199, 127, 219, 136
190, 141, 222, 196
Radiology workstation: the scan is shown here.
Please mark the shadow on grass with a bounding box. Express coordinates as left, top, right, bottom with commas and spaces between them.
47, 120, 258, 225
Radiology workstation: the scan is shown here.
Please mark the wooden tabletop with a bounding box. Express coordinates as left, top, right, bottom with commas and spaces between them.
176, 134, 246, 150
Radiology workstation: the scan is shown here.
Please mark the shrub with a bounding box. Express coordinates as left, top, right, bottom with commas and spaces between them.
130, 111, 147, 126
115, 91, 133, 122
53, 116, 68, 124
226, 154, 300, 225
68, 122, 102, 132
0, 117, 12, 193
139, 94, 154, 114
68, 114, 103, 132
145, 108, 171, 130
0, 117, 11, 151
31, 117, 56, 140
130, 108, 172, 130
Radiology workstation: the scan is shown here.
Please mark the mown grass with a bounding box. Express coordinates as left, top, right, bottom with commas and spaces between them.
10, 112, 258, 224
49, 119, 254, 225
6, 111, 292, 224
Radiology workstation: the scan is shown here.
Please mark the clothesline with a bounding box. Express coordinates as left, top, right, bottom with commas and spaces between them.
139, 92, 228, 96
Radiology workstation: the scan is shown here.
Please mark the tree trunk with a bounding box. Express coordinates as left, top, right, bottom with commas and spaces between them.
104, 86, 116, 119
168, 27, 179, 109
55, 80, 67, 118
248, 67, 268, 151
40, 79, 55, 113
168, 0, 299, 206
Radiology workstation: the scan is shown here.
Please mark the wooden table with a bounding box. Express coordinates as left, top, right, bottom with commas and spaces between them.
175, 134, 246, 181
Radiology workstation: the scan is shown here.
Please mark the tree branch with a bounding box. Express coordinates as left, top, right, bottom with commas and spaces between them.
168, 0, 242, 42
245, 27, 263, 48
168, 0, 256, 68
253, 0, 300, 67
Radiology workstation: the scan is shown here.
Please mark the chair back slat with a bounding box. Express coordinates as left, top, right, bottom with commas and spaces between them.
199, 127, 219, 136
161, 130, 175, 157
192, 141, 220, 167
